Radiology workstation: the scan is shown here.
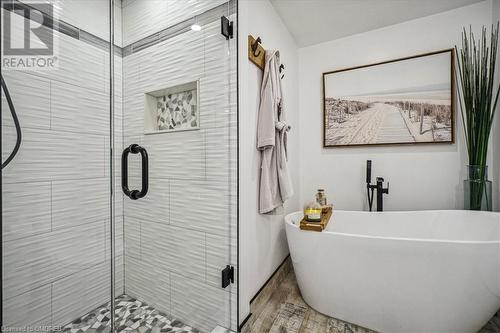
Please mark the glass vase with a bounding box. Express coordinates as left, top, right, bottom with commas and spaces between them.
464, 165, 492, 211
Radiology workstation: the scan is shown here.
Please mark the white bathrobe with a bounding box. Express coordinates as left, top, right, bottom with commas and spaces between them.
257, 50, 293, 214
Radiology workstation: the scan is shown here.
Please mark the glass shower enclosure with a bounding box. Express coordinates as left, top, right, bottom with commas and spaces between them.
1, 1, 237, 332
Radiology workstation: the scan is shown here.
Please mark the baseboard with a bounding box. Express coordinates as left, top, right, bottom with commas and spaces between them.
250, 254, 291, 304
237, 312, 252, 332
239, 255, 292, 333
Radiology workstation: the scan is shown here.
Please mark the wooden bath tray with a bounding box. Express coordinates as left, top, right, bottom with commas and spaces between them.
300, 206, 333, 232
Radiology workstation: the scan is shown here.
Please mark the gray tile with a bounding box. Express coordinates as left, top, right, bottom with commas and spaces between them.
211, 326, 236, 333
3, 220, 106, 299
50, 80, 109, 135
113, 255, 125, 295
1, 71, 51, 131
120, 4, 238, 333
52, 263, 110, 327
2, 285, 52, 328
206, 233, 237, 293
1, 127, 106, 183
124, 256, 171, 316
156, 88, 198, 132
122, 93, 145, 137
123, 131, 206, 181
199, 19, 237, 131
171, 272, 232, 333
124, 217, 141, 260
170, 179, 233, 235
2, 181, 51, 241
62, 294, 200, 333
52, 178, 109, 230
122, 0, 227, 46
123, 177, 169, 224
5, 16, 107, 93
106, 216, 124, 259
141, 222, 206, 280
48, 30, 107, 92
122, 28, 205, 137
205, 126, 237, 183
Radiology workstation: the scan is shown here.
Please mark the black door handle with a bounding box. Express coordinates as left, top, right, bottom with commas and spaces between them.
122, 144, 149, 200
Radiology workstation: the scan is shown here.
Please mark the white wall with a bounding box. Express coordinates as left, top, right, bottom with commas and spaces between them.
298, 1, 493, 212
238, 0, 300, 323
237, 0, 498, 327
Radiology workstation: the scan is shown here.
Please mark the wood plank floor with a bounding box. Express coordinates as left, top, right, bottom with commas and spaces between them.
246, 270, 373, 333
245, 269, 500, 333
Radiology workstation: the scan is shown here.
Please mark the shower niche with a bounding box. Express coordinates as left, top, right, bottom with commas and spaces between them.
144, 80, 200, 134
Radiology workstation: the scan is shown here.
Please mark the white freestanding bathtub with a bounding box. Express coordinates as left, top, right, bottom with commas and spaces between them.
285, 210, 500, 333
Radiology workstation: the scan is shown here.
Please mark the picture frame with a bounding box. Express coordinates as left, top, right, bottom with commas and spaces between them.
322, 49, 455, 147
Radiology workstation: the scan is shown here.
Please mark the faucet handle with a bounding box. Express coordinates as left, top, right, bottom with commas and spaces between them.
385, 182, 390, 194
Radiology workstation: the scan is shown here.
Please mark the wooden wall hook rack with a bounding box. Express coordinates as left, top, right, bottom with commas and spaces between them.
248, 35, 265, 71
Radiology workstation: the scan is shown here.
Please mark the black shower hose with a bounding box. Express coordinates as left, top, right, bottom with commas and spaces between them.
1, 75, 22, 169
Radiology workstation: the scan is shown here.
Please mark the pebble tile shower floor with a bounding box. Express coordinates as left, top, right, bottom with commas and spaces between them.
63, 295, 200, 333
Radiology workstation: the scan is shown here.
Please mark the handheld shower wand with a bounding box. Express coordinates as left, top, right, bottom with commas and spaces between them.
365, 160, 389, 211
366, 160, 375, 211
1, 75, 22, 169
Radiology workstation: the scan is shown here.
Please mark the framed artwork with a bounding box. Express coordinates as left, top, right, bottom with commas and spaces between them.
323, 49, 454, 147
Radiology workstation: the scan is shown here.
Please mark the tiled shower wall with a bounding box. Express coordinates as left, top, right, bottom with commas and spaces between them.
1, 3, 124, 328
121, 1, 237, 332
2, 0, 237, 330
121, 0, 228, 45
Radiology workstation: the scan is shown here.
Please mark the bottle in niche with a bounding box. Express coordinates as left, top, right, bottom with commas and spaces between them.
316, 189, 327, 206
304, 201, 322, 222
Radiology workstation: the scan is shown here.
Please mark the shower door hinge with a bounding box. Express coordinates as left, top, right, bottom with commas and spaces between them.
221, 265, 234, 288
221, 16, 234, 40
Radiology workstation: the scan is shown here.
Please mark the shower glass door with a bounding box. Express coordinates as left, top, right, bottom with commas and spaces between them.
2, 0, 237, 332
1, 0, 115, 329
115, 0, 237, 331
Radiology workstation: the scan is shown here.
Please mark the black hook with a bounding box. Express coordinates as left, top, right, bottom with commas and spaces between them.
252, 37, 262, 57
279, 64, 285, 79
